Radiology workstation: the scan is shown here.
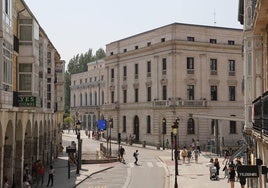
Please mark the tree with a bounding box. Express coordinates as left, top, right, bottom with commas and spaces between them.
64, 116, 74, 129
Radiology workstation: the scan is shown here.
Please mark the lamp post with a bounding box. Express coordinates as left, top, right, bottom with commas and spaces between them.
171, 132, 174, 160
172, 117, 180, 188
162, 118, 166, 150
76, 120, 81, 174
109, 118, 113, 156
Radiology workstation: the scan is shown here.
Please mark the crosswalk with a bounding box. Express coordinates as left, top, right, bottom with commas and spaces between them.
127, 161, 164, 168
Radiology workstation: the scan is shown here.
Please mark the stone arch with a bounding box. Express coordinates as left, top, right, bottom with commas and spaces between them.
3, 120, 14, 186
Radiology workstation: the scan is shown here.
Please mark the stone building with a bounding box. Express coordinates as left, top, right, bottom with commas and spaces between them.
71, 23, 244, 152
0, 0, 65, 186
239, 0, 268, 187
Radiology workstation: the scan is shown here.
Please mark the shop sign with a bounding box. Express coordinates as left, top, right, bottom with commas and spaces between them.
237, 165, 259, 178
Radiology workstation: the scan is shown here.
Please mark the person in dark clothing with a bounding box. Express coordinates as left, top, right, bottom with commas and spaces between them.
228, 165, 236, 188
133, 150, 139, 165
119, 146, 125, 163
214, 158, 220, 177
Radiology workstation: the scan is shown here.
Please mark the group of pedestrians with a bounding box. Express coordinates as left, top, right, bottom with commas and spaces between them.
118, 146, 140, 165
180, 146, 200, 164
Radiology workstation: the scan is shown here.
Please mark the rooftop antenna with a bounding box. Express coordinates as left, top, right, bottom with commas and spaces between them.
213, 9, 216, 25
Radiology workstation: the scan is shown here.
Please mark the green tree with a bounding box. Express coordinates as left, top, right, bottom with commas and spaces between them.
64, 116, 74, 129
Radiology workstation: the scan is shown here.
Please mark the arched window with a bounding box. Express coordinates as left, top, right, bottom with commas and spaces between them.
90, 92, 92, 105
187, 118, 195, 134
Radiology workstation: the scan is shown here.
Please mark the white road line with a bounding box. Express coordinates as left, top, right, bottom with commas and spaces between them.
147, 162, 154, 167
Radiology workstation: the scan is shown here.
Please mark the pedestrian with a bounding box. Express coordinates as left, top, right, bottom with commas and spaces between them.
37, 162, 45, 186
228, 165, 236, 188
223, 160, 229, 178
207, 158, 214, 179
47, 165, 55, 187
192, 147, 200, 163
214, 158, 220, 177
187, 146, 192, 163
196, 139, 201, 153
119, 146, 125, 163
133, 150, 139, 165
3, 176, 9, 188
236, 160, 246, 188
181, 147, 187, 163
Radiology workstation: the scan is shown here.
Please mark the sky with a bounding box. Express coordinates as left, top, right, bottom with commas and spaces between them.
23, 0, 242, 65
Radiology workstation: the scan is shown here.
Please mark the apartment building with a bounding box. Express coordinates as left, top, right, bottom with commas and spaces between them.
239, 0, 268, 187
71, 23, 244, 154
0, 0, 65, 186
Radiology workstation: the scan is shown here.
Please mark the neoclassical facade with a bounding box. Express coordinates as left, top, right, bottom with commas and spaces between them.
0, 0, 65, 187
71, 23, 244, 152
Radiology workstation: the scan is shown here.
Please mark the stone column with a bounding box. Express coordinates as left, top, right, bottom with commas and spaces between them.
14, 140, 23, 187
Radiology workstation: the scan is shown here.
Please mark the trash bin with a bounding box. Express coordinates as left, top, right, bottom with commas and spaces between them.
142, 141, 146, 148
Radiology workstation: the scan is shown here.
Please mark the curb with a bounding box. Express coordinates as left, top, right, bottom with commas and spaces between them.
73, 166, 114, 188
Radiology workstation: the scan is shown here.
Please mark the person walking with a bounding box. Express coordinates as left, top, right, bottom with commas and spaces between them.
228, 165, 236, 188
181, 147, 187, 164
37, 162, 45, 186
119, 146, 125, 163
133, 150, 139, 165
187, 146, 192, 163
192, 147, 200, 163
214, 158, 220, 178
47, 165, 55, 187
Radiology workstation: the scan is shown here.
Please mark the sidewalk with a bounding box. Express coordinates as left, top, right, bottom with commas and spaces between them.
159, 150, 242, 188
39, 130, 116, 188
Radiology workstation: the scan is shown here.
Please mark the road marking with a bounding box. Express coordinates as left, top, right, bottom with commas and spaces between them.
156, 162, 163, 167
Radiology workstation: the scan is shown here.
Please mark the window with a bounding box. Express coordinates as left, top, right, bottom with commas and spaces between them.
124, 49, 127, 52
230, 121, 237, 134
210, 59, 217, 75
135, 64, 139, 79
101, 91, 104, 105
163, 85, 167, 100
147, 42, 151, 46
187, 118, 195, 134
187, 57, 194, 74
123, 116, 126, 133
135, 45, 139, 50
210, 39, 217, 44
80, 93, 82, 106
3, 41, 12, 87
80, 79, 82, 84
90, 92, 92, 105
123, 66, 127, 80
111, 91, 114, 103
162, 58, 167, 75
228, 40, 235, 45
229, 86, 236, 101
111, 68, 114, 82
147, 61, 151, 77
187, 85, 194, 100
19, 64, 32, 91
94, 91, 97, 105
135, 88, 139, 102
147, 115, 151, 134
147, 87, 151, 102
187, 36, 195, 41
110, 52, 114, 55
123, 89, 127, 103
73, 94, 76, 107
211, 120, 215, 135
161, 38, 165, 42
228, 60, 235, 76
211, 86, 217, 101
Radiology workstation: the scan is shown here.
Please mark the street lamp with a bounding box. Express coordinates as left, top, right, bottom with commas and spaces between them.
162, 118, 166, 150
172, 117, 180, 188
76, 120, 82, 174
109, 118, 113, 156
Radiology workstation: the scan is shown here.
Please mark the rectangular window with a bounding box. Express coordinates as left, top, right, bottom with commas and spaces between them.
230, 121, 237, 134
187, 85, 194, 100
210, 59, 217, 75
162, 58, 167, 75
123, 66, 127, 80
19, 74, 31, 90
111, 68, 114, 82
147, 87, 151, 102
135, 45, 139, 50
161, 38, 165, 42
187, 36, 195, 41
163, 85, 167, 100
229, 60, 235, 76
210, 39, 217, 44
147, 116, 151, 134
187, 57, 194, 74
211, 86, 217, 101
135, 88, 139, 102
135, 64, 138, 79
123, 116, 126, 133
147, 42, 151, 46
111, 91, 114, 103
147, 61, 151, 77
123, 89, 127, 103
124, 49, 127, 52
229, 86, 236, 101
211, 120, 215, 135
228, 40, 235, 45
